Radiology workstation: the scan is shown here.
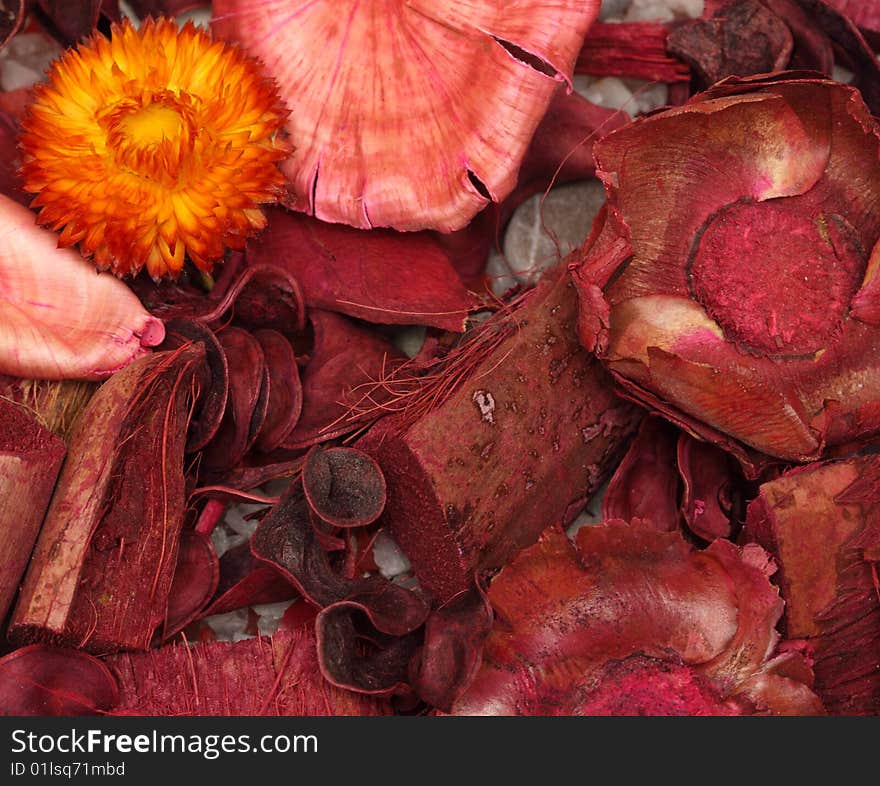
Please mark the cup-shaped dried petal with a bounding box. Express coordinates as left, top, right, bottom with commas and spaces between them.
572, 75, 880, 462
213, 0, 600, 231
0, 193, 164, 379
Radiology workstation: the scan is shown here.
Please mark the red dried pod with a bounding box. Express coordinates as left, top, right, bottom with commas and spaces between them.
572, 75, 880, 465
160, 318, 229, 452
0, 645, 118, 716
302, 445, 387, 528
602, 416, 680, 531
162, 530, 220, 641
451, 522, 824, 716
9, 346, 205, 652
252, 328, 302, 452
744, 456, 880, 715
0, 401, 65, 622
246, 208, 478, 332
282, 310, 406, 450
826, 0, 880, 46
108, 627, 392, 716
199, 326, 269, 474
34, 0, 119, 46
0, 0, 24, 53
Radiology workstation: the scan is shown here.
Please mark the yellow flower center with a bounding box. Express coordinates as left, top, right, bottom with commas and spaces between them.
118, 103, 184, 145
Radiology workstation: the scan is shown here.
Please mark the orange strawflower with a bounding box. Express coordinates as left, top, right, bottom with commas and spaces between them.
19, 17, 290, 279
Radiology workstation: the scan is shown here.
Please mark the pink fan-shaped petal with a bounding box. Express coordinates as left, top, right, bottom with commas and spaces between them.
213, 0, 600, 231
0, 194, 164, 380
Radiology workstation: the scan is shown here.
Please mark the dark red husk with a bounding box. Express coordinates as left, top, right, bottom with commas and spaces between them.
33, 0, 119, 46
162, 530, 219, 641
199, 326, 269, 474
252, 328, 302, 451
410, 582, 494, 712
451, 522, 823, 715
602, 416, 680, 531
108, 627, 392, 715
246, 207, 479, 332
281, 310, 407, 450
302, 445, 386, 528
677, 433, 748, 542
9, 346, 205, 653
0, 401, 65, 622
825, 0, 880, 46
744, 456, 880, 714
362, 264, 640, 602
666, 0, 793, 87
251, 480, 429, 636
160, 318, 228, 452
0, 645, 118, 716
576, 21, 691, 83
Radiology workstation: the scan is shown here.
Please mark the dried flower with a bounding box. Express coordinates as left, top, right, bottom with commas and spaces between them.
572, 75, 880, 464
19, 17, 289, 279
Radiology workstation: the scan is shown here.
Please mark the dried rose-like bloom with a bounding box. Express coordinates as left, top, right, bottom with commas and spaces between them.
19, 17, 289, 279
212, 0, 600, 232
572, 75, 880, 464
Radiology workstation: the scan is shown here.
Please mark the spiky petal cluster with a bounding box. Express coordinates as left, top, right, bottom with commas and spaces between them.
19, 17, 290, 279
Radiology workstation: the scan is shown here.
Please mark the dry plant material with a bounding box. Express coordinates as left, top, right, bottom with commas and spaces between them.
0, 645, 118, 716
364, 263, 639, 602
19, 17, 289, 278
302, 445, 387, 528
452, 522, 824, 716
826, 0, 880, 45
162, 530, 220, 640
246, 208, 478, 332
9, 345, 205, 653
576, 20, 691, 83
744, 456, 880, 715
109, 627, 391, 715
0, 193, 165, 379
213, 0, 601, 231
0, 401, 65, 621
33, 0, 120, 46
572, 75, 880, 466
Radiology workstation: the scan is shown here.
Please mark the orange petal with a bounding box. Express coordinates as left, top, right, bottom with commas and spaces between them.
213, 0, 600, 231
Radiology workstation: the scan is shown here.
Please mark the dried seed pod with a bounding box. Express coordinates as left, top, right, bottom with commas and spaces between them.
302, 445, 387, 528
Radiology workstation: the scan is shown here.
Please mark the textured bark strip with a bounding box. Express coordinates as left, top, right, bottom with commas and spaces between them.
366, 266, 640, 602
9, 346, 204, 653
0, 402, 65, 621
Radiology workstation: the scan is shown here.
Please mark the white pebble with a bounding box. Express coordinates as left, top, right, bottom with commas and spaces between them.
204, 609, 252, 642
625, 0, 704, 21
372, 530, 412, 579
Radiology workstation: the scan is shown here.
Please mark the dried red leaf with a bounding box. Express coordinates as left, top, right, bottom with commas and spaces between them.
602, 416, 680, 531
246, 208, 478, 332
0, 645, 118, 716
452, 522, 821, 715
0, 401, 65, 622
744, 456, 880, 714
577, 21, 691, 83
108, 627, 391, 715
9, 346, 205, 652
282, 310, 406, 450
34, 0, 119, 46
203, 542, 295, 618
825, 0, 880, 46
364, 264, 640, 602
252, 328, 302, 452
162, 530, 220, 641
302, 445, 386, 528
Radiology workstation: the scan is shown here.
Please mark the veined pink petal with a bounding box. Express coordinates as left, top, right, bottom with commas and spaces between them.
0, 194, 164, 380
212, 0, 600, 231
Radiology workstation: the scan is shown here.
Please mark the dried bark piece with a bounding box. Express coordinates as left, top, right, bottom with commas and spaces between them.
452, 522, 822, 715
744, 456, 880, 714
0, 401, 65, 621
246, 208, 478, 332
0, 193, 165, 379
577, 20, 691, 83
303, 445, 386, 528
0, 645, 118, 716
9, 346, 205, 653
364, 263, 640, 602
109, 627, 391, 715
213, 0, 601, 231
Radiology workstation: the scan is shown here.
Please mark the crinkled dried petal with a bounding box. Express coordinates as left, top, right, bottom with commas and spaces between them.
0, 194, 164, 379
213, 0, 600, 231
